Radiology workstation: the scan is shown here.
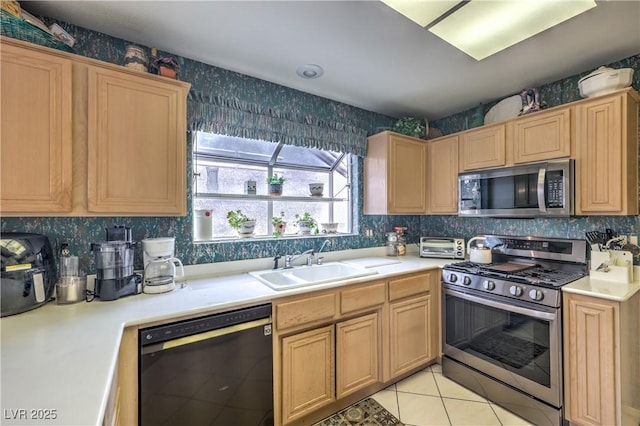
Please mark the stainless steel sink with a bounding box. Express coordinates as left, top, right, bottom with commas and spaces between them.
249, 262, 378, 290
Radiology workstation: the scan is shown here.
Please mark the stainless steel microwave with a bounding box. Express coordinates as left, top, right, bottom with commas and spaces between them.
458, 159, 573, 217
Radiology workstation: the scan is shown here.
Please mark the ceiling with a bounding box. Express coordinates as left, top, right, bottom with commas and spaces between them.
26, 1, 640, 120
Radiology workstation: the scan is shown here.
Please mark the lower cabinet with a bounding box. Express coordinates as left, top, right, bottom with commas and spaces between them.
336, 313, 380, 399
563, 291, 640, 426
275, 271, 439, 425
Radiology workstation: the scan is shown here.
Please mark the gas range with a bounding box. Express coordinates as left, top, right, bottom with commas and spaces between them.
442, 235, 588, 308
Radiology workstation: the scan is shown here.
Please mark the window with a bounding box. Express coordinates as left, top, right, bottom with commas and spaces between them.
193, 132, 352, 241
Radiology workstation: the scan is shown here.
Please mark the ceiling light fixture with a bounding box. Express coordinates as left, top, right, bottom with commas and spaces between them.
296, 64, 324, 79
382, 0, 597, 61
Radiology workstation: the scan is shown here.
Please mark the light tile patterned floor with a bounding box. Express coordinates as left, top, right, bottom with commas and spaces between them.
371, 364, 535, 426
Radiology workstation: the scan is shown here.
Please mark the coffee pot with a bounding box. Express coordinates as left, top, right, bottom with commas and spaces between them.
143, 257, 184, 294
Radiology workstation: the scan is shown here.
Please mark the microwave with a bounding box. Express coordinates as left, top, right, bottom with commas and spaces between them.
458, 159, 573, 218
420, 237, 465, 259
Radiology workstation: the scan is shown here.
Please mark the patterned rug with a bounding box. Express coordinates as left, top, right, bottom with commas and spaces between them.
312, 397, 404, 426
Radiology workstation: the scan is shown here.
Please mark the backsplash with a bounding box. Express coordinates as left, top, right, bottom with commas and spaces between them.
1, 16, 638, 274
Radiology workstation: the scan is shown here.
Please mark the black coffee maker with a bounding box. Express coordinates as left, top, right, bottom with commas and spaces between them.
90, 227, 140, 301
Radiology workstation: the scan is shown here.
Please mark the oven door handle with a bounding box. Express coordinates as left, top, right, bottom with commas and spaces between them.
141, 317, 271, 355
445, 288, 556, 321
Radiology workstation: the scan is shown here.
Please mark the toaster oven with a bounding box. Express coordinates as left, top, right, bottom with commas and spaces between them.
420, 237, 465, 259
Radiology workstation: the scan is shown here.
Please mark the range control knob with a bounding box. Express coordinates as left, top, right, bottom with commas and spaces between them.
463, 276, 472, 286
509, 285, 523, 297
482, 280, 495, 291
449, 273, 458, 283
529, 289, 544, 301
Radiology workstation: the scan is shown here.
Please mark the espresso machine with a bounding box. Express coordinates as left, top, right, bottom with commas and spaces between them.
90, 227, 140, 301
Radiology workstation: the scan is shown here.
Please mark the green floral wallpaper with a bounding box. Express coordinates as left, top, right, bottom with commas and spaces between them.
1, 15, 638, 275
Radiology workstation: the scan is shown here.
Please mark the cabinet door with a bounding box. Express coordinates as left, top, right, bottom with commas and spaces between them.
575, 93, 639, 215
427, 135, 459, 213
512, 107, 571, 163
0, 43, 72, 213
87, 66, 187, 215
459, 124, 505, 171
336, 313, 380, 399
388, 133, 427, 213
281, 325, 335, 423
564, 294, 616, 426
388, 294, 434, 378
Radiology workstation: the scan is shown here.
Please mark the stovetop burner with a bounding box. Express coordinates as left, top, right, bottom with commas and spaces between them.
443, 261, 586, 288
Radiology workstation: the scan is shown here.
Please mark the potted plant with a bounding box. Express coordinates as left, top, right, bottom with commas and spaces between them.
392, 117, 425, 138
154, 56, 180, 79
267, 173, 285, 196
295, 212, 319, 235
271, 211, 287, 237
226, 209, 256, 236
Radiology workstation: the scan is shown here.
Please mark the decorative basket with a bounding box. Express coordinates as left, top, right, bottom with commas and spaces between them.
1, 10, 73, 52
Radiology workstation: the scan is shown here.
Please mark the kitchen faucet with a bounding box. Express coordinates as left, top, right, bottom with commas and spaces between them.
283, 249, 315, 268
316, 239, 332, 265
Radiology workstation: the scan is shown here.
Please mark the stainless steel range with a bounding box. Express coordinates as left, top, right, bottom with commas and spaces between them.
441, 235, 587, 426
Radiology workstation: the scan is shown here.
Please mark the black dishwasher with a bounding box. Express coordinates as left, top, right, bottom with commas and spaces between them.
139, 304, 273, 426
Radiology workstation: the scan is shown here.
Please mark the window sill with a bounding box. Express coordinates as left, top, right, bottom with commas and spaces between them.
194, 193, 347, 202
193, 232, 357, 244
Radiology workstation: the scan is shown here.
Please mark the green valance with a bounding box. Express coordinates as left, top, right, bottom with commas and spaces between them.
187, 92, 369, 157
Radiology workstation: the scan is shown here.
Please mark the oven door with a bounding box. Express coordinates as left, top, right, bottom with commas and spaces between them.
443, 286, 562, 407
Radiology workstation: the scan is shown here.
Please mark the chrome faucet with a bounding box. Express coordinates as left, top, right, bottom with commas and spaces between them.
284, 249, 315, 268
316, 240, 332, 265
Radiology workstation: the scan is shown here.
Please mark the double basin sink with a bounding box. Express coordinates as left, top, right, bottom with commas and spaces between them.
249, 261, 380, 291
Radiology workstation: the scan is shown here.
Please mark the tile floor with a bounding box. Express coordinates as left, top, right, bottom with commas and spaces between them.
371, 364, 535, 426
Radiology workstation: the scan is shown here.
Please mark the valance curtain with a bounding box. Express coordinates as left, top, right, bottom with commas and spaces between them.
187, 91, 369, 157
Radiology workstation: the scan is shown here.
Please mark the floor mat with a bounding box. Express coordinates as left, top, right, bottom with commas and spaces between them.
312, 397, 404, 426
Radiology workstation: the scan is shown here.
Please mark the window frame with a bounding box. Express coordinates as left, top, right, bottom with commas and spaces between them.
193, 132, 354, 241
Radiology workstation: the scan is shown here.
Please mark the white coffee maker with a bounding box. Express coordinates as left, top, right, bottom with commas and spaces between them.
141, 237, 184, 294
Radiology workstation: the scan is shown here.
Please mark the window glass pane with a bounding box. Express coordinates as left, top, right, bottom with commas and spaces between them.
195, 161, 268, 195
195, 133, 278, 164
273, 201, 329, 235
277, 144, 341, 170
273, 168, 329, 198
194, 198, 268, 238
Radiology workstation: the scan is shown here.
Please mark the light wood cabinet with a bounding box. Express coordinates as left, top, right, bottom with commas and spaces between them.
336, 312, 380, 399
574, 90, 639, 215
511, 106, 572, 164
459, 123, 506, 171
86, 65, 188, 214
427, 135, 459, 214
103, 326, 137, 426
563, 291, 640, 426
364, 131, 427, 214
0, 41, 73, 213
0, 37, 190, 216
281, 325, 335, 423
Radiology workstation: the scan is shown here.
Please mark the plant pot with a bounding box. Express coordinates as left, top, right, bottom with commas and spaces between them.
273, 222, 287, 237
268, 183, 283, 196
309, 183, 324, 196
158, 65, 177, 79
297, 220, 312, 235
238, 220, 256, 237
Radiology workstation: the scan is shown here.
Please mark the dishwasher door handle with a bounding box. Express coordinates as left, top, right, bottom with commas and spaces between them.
141, 317, 272, 354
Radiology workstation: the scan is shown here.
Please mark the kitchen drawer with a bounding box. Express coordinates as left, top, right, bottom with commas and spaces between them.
340, 281, 386, 314
389, 272, 434, 301
276, 292, 337, 330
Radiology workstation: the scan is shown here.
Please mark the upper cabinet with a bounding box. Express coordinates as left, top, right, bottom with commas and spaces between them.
1, 42, 73, 213
86, 65, 187, 214
459, 123, 506, 171
574, 89, 639, 215
364, 131, 427, 214
0, 37, 191, 216
427, 135, 458, 214
511, 106, 572, 164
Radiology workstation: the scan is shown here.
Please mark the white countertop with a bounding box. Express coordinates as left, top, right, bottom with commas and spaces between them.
2, 245, 638, 426
0, 247, 447, 426
562, 275, 640, 301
